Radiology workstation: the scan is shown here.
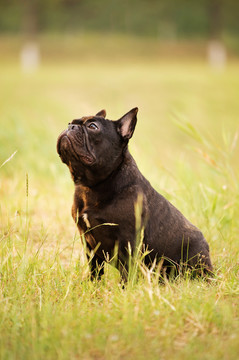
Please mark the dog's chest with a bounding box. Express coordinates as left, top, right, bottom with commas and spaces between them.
77, 209, 107, 233
76, 208, 95, 234
72, 186, 135, 253
78, 212, 98, 249
73, 191, 111, 247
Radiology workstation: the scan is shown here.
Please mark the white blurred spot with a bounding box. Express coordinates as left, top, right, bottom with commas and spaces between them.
20, 42, 40, 73
207, 41, 227, 70
109, 334, 119, 342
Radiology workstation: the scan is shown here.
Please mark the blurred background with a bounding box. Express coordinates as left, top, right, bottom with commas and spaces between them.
0, 0, 239, 234
1, 0, 239, 64
1, 3, 239, 358
1, 0, 239, 43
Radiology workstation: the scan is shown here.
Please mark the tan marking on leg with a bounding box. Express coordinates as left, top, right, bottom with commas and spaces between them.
82, 213, 91, 228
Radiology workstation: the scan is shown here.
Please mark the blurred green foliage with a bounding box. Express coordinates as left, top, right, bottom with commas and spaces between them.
1, 0, 239, 39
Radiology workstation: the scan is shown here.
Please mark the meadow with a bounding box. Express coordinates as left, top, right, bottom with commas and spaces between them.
0, 34, 239, 359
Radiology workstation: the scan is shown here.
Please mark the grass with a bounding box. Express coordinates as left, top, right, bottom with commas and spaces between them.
0, 34, 239, 359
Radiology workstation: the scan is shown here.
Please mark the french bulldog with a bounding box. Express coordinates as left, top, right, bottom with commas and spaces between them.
57, 108, 213, 279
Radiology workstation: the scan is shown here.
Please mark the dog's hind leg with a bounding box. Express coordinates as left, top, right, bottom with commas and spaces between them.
187, 236, 213, 276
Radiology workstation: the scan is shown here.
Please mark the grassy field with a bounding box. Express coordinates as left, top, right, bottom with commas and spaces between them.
0, 34, 239, 359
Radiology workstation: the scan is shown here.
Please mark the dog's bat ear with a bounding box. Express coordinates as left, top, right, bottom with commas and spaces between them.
96, 109, 106, 118
117, 107, 138, 140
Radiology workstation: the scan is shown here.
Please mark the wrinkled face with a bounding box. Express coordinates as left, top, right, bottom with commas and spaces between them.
57, 108, 138, 186
57, 116, 122, 185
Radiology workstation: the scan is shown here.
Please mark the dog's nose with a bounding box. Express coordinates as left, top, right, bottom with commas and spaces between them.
68, 124, 76, 130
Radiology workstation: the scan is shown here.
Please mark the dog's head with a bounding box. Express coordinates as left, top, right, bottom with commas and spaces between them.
57, 108, 138, 186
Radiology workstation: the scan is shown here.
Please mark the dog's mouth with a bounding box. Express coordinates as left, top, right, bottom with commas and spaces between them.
57, 127, 95, 165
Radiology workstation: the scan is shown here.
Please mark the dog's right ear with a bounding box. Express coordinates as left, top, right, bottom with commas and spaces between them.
116, 107, 138, 140
96, 109, 106, 118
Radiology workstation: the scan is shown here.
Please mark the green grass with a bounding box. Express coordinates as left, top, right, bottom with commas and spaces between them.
0, 34, 239, 359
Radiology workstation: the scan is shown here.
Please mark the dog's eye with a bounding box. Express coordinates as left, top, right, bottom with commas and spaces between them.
88, 123, 98, 130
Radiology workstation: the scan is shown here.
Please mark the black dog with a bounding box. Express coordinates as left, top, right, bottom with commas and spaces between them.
57, 108, 213, 279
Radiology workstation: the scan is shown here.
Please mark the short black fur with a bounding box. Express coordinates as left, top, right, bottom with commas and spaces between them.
57, 108, 213, 280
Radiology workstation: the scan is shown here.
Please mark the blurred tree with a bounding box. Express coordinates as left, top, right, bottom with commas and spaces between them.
0, 0, 239, 44
22, 0, 39, 38
207, 0, 226, 69
208, 0, 223, 40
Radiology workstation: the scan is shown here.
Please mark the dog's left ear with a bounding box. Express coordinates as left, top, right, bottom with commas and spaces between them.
96, 109, 106, 118
117, 107, 138, 140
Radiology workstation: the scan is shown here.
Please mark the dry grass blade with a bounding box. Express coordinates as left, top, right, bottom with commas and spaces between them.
0, 150, 17, 169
